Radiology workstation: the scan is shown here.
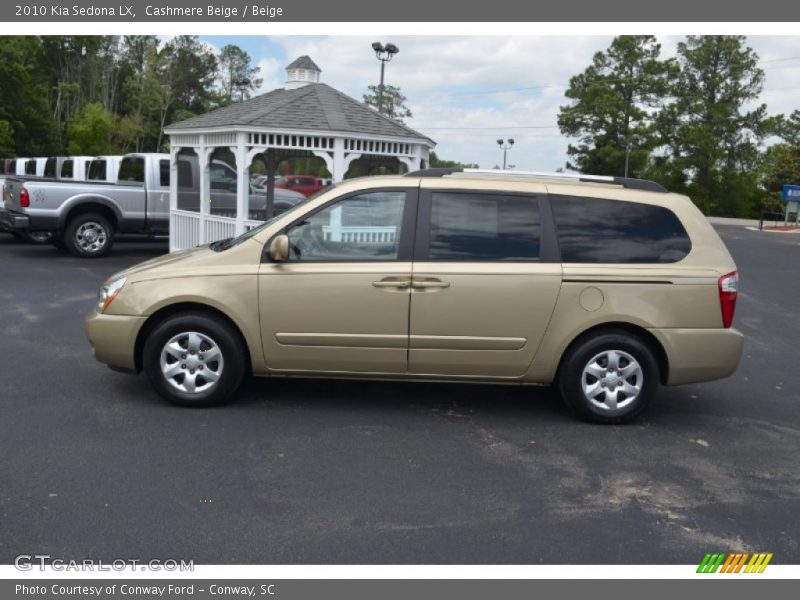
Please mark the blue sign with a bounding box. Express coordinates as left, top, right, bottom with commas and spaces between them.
782, 184, 800, 202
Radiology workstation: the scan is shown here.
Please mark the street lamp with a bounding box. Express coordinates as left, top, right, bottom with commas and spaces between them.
497, 139, 514, 170
372, 42, 399, 115
624, 143, 632, 178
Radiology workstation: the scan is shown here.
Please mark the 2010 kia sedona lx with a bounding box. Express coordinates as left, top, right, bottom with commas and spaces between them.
85, 170, 743, 423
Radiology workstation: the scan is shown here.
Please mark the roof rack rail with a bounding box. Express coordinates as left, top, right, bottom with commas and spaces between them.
405, 168, 667, 193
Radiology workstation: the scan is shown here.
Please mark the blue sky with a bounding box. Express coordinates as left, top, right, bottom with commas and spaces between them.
197, 36, 800, 172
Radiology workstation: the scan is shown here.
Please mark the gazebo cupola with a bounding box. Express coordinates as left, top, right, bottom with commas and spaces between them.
285, 55, 321, 89
164, 56, 435, 252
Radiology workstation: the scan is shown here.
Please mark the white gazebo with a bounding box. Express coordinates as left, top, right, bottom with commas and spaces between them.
164, 56, 435, 252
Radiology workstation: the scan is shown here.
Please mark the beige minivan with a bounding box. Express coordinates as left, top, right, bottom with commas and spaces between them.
85, 170, 743, 423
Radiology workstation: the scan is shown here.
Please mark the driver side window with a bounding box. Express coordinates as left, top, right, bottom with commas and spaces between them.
287, 191, 406, 261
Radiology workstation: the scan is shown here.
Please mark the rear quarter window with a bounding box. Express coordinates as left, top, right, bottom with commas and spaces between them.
551, 195, 691, 264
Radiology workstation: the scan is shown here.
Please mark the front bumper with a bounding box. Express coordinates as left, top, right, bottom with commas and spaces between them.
649, 327, 744, 385
0, 207, 29, 231
85, 310, 147, 372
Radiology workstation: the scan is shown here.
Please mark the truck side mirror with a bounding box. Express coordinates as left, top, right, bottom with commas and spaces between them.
269, 234, 289, 262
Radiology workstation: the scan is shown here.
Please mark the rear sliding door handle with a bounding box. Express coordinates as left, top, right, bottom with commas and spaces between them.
411, 280, 450, 289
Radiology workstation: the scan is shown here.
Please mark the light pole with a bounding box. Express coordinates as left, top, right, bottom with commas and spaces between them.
624, 143, 632, 178
497, 139, 514, 170
372, 42, 399, 115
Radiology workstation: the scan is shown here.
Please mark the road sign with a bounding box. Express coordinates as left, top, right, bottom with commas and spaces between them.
782, 184, 800, 202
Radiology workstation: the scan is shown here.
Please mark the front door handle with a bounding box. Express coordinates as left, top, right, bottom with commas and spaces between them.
372, 278, 411, 289
411, 279, 450, 289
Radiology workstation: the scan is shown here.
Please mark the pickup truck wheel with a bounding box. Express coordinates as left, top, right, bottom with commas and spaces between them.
557, 331, 658, 424
143, 312, 246, 407
64, 213, 114, 258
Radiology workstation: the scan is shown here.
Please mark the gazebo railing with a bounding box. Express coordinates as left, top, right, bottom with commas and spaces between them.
170, 209, 264, 251
322, 225, 397, 244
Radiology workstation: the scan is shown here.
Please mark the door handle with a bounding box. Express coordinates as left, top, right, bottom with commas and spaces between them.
411, 279, 450, 289
372, 279, 411, 289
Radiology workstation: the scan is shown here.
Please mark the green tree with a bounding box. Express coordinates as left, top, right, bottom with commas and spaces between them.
363, 84, 412, 124
558, 35, 676, 177
162, 36, 218, 114
67, 102, 115, 155
0, 120, 14, 156
663, 36, 767, 216
428, 151, 479, 169
0, 36, 58, 156
218, 44, 262, 103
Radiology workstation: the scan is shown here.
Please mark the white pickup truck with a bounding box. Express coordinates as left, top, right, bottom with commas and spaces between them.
2, 153, 304, 257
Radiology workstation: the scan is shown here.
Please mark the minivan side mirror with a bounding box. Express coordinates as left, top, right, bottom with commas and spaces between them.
269, 234, 290, 262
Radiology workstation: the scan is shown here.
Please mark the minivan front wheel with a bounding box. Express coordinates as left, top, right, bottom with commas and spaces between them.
143, 312, 246, 407
558, 332, 658, 424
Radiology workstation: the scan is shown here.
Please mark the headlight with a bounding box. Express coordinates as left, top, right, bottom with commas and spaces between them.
97, 277, 127, 313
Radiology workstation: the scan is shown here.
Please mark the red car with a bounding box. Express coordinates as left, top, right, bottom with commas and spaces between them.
276, 175, 329, 197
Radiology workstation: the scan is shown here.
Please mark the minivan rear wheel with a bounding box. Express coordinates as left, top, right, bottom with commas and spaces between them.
143, 312, 246, 407
558, 331, 658, 424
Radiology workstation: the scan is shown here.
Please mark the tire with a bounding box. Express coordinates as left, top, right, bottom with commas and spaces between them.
64, 213, 114, 258
557, 331, 659, 424
143, 312, 246, 407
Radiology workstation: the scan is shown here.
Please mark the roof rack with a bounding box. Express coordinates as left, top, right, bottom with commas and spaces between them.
406, 168, 668, 193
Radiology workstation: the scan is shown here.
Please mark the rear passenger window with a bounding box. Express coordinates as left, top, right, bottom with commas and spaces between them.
427, 192, 540, 261
551, 195, 691, 263
25, 160, 36, 176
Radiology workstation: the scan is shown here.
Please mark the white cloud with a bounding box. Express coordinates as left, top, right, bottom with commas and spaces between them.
253, 35, 800, 171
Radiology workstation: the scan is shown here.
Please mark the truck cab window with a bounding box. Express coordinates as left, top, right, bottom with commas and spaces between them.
159, 160, 170, 187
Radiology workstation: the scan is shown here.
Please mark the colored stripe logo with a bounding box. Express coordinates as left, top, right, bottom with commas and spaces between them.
697, 552, 773, 573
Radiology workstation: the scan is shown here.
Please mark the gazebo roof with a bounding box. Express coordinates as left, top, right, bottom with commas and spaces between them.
165, 83, 434, 145
286, 55, 321, 72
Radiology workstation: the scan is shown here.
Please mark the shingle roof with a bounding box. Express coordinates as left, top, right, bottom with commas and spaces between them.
286, 56, 321, 72
164, 83, 434, 144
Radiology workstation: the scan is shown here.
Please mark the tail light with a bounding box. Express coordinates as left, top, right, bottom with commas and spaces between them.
19, 187, 30, 208
718, 271, 738, 328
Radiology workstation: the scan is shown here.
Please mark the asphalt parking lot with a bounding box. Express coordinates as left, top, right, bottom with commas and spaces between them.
0, 225, 798, 565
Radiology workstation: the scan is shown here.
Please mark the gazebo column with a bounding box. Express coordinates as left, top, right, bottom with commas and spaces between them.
332, 138, 345, 182
265, 149, 276, 220
233, 133, 249, 236
169, 146, 180, 252
194, 138, 213, 245
398, 156, 420, 173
